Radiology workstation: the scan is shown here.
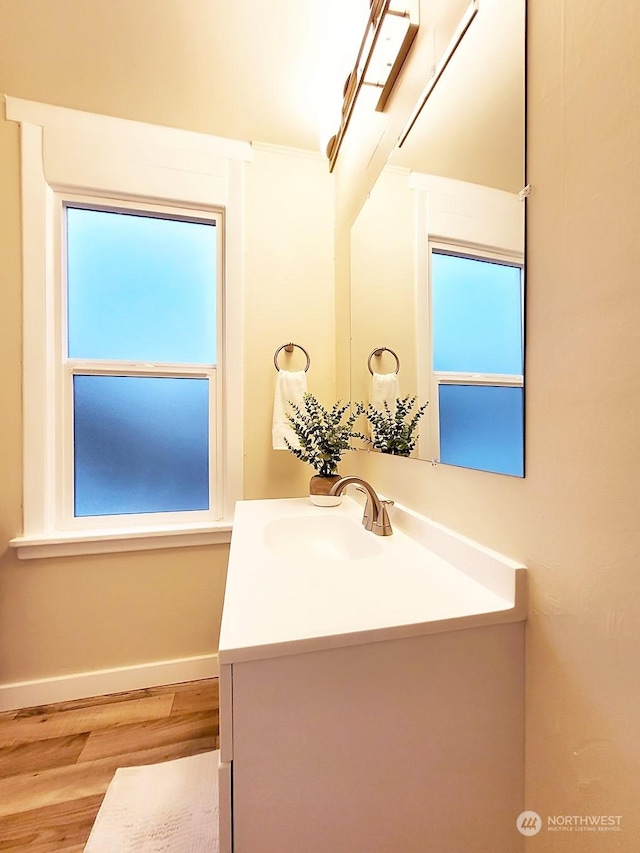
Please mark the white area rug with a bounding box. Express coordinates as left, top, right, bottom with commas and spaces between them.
83, 750, 219, 852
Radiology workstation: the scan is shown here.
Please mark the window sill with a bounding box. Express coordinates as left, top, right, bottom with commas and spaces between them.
9, 521, 233, 560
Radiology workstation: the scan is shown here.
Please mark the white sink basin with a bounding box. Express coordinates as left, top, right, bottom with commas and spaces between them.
263, 514, 383, 562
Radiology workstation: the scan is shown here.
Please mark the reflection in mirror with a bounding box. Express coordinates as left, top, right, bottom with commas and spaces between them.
350, 0, 526, 475
431, 249, 524, 476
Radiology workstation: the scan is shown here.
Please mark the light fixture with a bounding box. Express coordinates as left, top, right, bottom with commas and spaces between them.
327, 0, 418, 171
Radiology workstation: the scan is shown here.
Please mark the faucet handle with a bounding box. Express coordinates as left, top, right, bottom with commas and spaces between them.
373, 500, 394, 536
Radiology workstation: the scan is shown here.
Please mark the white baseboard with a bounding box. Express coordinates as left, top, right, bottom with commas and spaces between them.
0, 653, 219, 712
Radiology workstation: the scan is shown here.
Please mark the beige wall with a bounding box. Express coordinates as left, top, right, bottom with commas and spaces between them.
243, 145, 337, 500
336, 2, 640, 847
0, 5, 335, 691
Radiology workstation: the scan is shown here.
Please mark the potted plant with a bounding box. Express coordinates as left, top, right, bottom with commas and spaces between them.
285, 393, 364, 505
363, 394, 428, 457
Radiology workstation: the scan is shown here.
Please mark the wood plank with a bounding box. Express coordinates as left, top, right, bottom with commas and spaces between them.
77, 710, 217, 763
0, 693, 174, 747
0, 738, 217, 818
5, 679, 214, 720
170, 680, 219, 715
11, 688, 160, 718
0, 759, 115, 820
0, 794, 103, 853
160, 679, 215, 695
0, 733, 89, 777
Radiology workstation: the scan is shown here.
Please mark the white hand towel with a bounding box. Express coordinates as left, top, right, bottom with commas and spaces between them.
272, 369, 307, 450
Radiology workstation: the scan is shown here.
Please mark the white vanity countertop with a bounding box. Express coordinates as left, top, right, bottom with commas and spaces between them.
218, 497, 526, 664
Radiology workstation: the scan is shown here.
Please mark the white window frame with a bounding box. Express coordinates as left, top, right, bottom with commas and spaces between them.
7, 97, 251, 559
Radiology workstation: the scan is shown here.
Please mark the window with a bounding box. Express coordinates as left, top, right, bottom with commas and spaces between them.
7, 97, 250, 558
65, 204, 219, 521
430, 248, 524, 477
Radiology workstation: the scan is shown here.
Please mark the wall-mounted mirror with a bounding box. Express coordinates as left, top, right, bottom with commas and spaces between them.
350, 0, 526, 476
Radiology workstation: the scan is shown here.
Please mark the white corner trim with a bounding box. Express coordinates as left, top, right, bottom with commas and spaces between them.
10, 523, 232, 560
5, 95, 252, 162
0, 653, 219, 713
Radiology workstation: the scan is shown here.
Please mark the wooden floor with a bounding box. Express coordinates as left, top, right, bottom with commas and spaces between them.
0, 678, 219, 853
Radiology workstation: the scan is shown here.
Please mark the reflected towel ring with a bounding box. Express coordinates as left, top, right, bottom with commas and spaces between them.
274, 342, 311, 372
367, 346, 400, 375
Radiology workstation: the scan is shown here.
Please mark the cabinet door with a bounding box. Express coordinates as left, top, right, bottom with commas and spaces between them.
230, 625, 524, 853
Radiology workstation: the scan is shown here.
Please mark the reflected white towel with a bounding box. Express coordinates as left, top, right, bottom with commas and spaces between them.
369, 372, 400, 439
370, 372, 400, 412
272, 369, 307, 450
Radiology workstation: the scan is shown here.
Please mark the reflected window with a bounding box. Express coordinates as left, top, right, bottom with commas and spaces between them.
431, 249, 524, 477
432, 252, 522, 374
438, 384, 524, 477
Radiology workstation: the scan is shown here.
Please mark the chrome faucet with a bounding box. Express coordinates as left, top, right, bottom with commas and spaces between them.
328, 476, 394, 536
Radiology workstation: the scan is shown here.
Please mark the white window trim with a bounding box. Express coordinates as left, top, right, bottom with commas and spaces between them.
6, 97, 251, 559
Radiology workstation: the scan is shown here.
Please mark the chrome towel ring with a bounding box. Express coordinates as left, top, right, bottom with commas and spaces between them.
274, 342, 311, 372
367, 346, 400, 375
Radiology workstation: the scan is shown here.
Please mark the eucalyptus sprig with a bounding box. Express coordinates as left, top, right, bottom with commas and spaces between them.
284, 393, 365, 476
363, 394, 428, 457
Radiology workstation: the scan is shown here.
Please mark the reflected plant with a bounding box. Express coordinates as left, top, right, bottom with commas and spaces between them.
363, 395, 428, 457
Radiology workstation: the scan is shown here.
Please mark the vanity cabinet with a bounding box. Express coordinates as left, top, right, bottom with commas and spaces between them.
217, 498, 526, 853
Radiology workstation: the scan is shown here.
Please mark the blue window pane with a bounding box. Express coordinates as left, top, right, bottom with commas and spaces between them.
67, 208, 217, 363
73, 375, 209, 516
438, 385, 524, 477
432, 252, 522, 374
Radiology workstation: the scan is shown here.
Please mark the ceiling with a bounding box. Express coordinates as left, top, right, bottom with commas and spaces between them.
0, 0, 364, 153
199, 0, 365, 151
0, 0, 523, 190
